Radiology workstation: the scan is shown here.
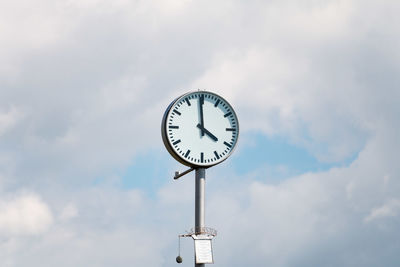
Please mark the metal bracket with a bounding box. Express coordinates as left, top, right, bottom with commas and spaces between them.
174, 168, 195, 180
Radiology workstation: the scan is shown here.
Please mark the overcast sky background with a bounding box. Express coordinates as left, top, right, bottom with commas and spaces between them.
0, 0, 399, 266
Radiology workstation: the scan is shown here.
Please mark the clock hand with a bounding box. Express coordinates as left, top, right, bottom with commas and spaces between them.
196, 124, 218, 142
198, 94, 205, 136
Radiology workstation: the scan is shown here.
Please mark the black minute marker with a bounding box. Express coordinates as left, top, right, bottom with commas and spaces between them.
224, 141, 232, 148
224, 112, 232, 118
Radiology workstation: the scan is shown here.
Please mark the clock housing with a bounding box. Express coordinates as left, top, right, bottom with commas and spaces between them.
161, 91, 239, 168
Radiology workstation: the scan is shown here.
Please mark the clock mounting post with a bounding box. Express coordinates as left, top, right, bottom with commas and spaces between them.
195, 167, 206, 267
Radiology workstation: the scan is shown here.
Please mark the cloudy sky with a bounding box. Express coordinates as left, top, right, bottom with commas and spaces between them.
1, 0, 399, 266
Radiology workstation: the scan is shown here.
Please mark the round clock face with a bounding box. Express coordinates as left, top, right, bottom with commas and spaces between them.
161, 91, 239, 167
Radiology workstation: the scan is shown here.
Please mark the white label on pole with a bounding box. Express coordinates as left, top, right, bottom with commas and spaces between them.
194, 239, 213, 264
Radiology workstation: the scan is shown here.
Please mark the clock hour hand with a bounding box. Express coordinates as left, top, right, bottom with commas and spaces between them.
199, 94, 205, 136
196, 123, 218, 142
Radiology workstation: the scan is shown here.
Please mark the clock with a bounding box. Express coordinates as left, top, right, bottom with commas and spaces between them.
161, 91, 239, 168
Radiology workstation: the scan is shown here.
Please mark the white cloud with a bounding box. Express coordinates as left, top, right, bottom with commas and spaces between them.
0, 193, 53, 235
58, 203, 79, 221
364, 199, 400, 223
0, 106, 23, 137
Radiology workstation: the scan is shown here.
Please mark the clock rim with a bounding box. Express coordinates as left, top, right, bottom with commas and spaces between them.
161, 90, 239, 168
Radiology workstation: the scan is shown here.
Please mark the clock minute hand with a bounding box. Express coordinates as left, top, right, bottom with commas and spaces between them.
196, 124, 218, 142
199, 95, 205, 136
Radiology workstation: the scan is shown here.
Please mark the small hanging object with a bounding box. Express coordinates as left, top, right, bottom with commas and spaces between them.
176, 235, 183, 263
176, 255, 182, 263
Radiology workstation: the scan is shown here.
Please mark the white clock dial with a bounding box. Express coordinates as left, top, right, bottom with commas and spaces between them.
162, 91, 239, 167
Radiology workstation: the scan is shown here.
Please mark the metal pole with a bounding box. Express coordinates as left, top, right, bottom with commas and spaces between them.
195, 168, 206, 267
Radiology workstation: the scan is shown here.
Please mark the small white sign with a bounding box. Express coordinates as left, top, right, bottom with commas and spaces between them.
194, 239, 213, 264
